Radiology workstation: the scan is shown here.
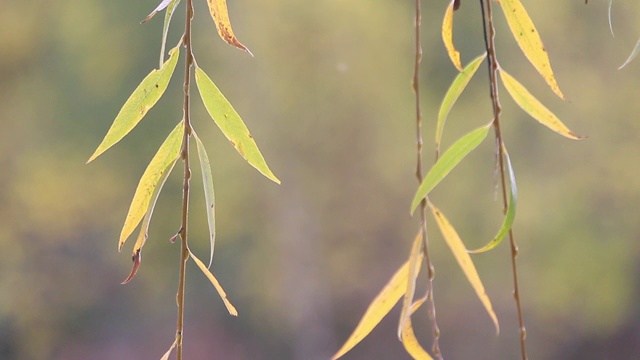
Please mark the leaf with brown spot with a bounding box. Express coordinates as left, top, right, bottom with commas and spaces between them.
206, 0, 253, 55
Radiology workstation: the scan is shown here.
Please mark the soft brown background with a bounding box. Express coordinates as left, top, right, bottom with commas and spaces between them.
1, 1, 639, 359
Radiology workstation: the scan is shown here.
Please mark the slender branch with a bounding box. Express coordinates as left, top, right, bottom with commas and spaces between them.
479, 1, 527, 359
412, 1, 442, 358
176, 0, 195, 359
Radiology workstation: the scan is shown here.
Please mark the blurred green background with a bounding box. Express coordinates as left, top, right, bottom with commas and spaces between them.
2, 0, 639, 359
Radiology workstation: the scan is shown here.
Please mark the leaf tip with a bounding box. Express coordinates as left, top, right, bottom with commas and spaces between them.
121, 250, 141, 284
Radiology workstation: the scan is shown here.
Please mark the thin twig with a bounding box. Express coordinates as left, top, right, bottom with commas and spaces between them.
413, 0, 442, 358
479, 1, 527, 359
176, 0, 195, 359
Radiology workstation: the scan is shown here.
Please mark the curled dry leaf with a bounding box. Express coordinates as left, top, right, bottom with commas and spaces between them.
122, 250, 141, 284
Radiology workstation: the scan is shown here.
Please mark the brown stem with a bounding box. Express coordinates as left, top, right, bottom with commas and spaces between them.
413, 0, 442, 358
176, 0, 194, 359
479, 1, 527, 359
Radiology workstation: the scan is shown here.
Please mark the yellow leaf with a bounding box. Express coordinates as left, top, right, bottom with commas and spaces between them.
498, 0, 564, 99
118, 122, 184, 251
401, 315, 435, 360
442, 0, 463, 71
331, 241, 424, 360
160, 339, 177, 360
500, 69, 583, 140
397, 231, 424, 339
429, 201, 499, 333
206, 0, 252, 55
189, 249, 238, 316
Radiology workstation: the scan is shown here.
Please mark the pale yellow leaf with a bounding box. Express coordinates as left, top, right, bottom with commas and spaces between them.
429, 201, 499, 333
500, 69, 583, 140
189, 249, 238, 316
206, 0, 252, 55
401, 315, 435, 360
160, 339, 177, 360
499, 0, 564, 99
397, 231, 424, 339
442, 0, 463, 71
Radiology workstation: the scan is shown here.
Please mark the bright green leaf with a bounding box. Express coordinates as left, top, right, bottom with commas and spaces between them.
436, 53, 487, 157
397, 231, 423, 340
87, 45, 180, 163
619, 39, 640, 69
411, 124, 491, 213
118, 122, 184, 251
429, 201, 499, 333
498, 0, 564, 99
442, 1, 463, 71
469, 146, 517, 254
500, 69, 583, 140
331, 238, 424, 360
195, 66, 280, 184
193, 129, 217, 268
189, 249, 238, 316
206, 0, 253, 55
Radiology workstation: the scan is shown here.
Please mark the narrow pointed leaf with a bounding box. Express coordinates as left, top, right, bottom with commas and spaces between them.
189, 249, 238, 316
411, 124, 491, 213
195, 66, 280, 184
500, 69, 583, 140
159, 0, 182, 67
436, 53, 487, 156
442, 1, 463, 71
331, 245, 424, 360
118, 122, 184, 251
121, 250, 141, 285
397, 231, 424, 339
429, 201, 499, 333
498, 0, 564, 99
142, 0, 173, 24
160, 339, 178, 360
193, 130, 217, 268
619, 39, 640, 69
469, 146, 517, 254
206, 0, 253, 55
608, 0, 615, 37
401, 315, 434, 360
87, 46, 180, 163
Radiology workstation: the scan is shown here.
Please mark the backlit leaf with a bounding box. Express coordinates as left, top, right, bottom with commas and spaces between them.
442, 1, 463, 71
619, 39, 640, 70
429, 201, 499, 332
193, 129, 217, 268
189, 249, 238, 316
118, 122, 184, 251
87, 45, 180, 163
436, 53, 487, 157
397, 231, 423, 339
411, 124, 491, 213
142, 0, 173, 24
195, 66, 280, 184
331, 243, 424, 360
500, 69, 583, 140
206, 0, 253, 55
468, 146, 517, 254
498, 0, 564, 99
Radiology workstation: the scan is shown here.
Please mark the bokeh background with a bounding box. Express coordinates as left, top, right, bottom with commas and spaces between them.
2, 1, 640, 359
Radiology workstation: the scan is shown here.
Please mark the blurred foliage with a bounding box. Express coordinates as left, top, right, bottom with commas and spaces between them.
1, 0, 640, 359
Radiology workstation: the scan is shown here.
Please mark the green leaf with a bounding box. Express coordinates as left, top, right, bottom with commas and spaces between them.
195, 66, 280, 184
118, 122, 184, 251
498, 0, 564, 99
397, 230, 423, 340
193, 129, 217, 268
436, 53, 487, 157
331, 236, 423, 360
429, 201, 499, 332
411, 124, 491, 213
500, 69, 583, 140
87, 45, 180, 163
468, 146, 517, 254
159, 0, 182, 67
189, 249, 238, 316
619, 39, 640, 70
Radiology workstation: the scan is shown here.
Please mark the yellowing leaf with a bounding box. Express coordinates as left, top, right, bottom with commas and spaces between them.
195, 66, 280, 184
331, 247, 424, 360
206, 0, 253, 55
500, 69, 583, 140
442, 0, 463, 71
189, 249, 238, 316
397, 231, 424, 340
401, 315, 434, 360
118, 122, 184, 251
468, 146, 517, 254
87, 45, 180, 163
193, 130, 217, 268
436, 53, 487, 156
498, 0, 564, 99
429, 201, 499, 333
619, 39, 640, 70
160, 339, 178, 360
411, 124, 491, 213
